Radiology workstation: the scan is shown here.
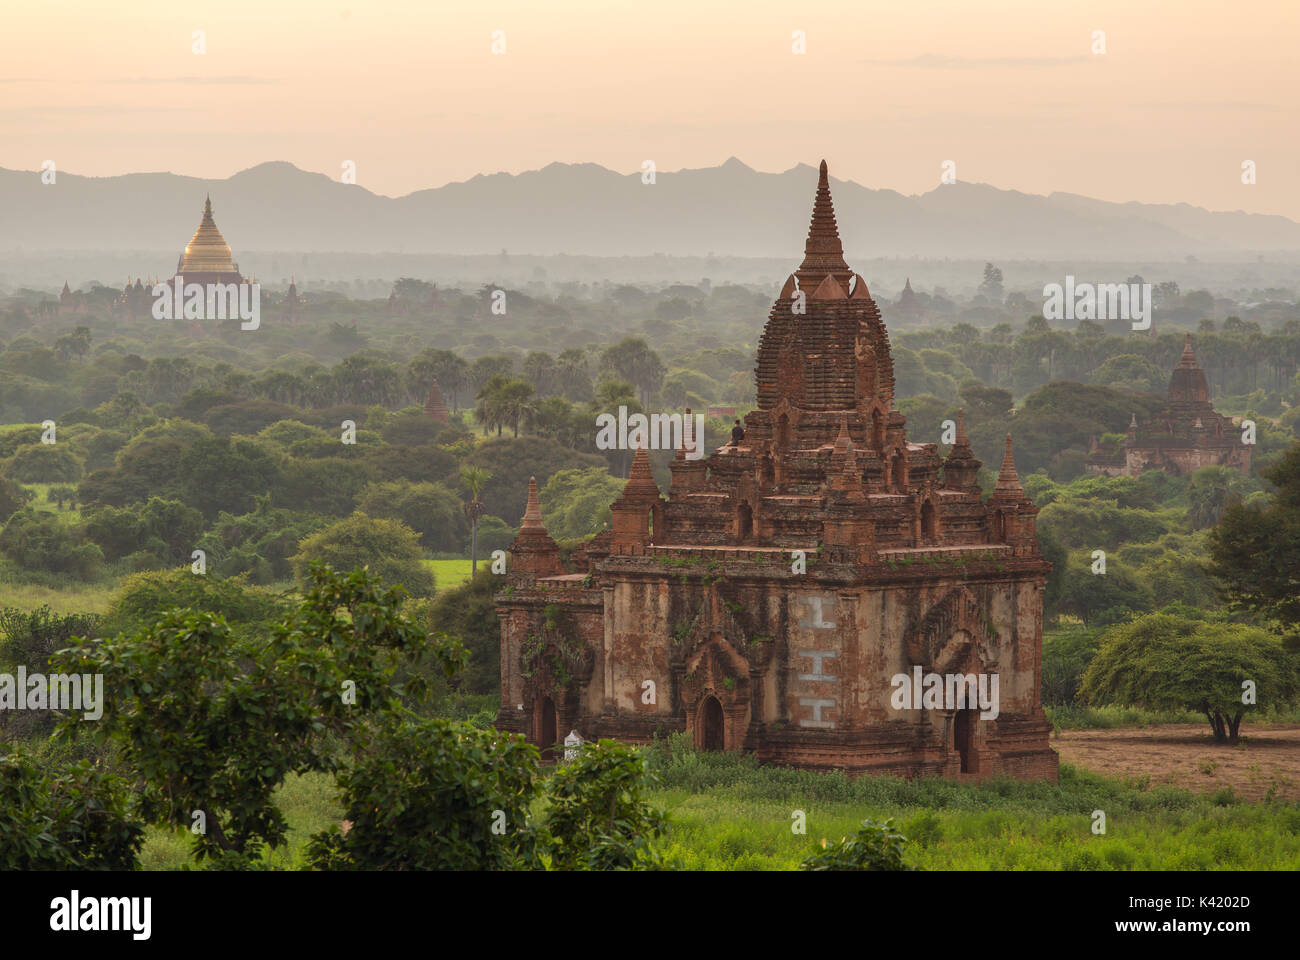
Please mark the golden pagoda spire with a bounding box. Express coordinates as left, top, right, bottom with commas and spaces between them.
179, 194, 238, 277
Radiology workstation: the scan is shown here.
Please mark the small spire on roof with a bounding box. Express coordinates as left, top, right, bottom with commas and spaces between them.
993, 433, 1024, 498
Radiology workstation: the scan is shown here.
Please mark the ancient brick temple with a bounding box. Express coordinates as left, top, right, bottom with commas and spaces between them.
496, 162, 1057, 781
1087, 334, 1251, 478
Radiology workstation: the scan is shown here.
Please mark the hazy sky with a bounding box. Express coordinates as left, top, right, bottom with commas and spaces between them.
4, 0, 1298, 218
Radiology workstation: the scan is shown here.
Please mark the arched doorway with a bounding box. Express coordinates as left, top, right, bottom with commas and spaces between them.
698, 696, 725, 751
991, 509, 1005, 542
736, 502, 754, 542
537, 696, 557, 761
920, 499, 936, 542
953, 708, 975, 774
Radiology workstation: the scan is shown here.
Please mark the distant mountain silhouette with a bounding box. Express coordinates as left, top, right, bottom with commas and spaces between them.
3, 158, 1298, 259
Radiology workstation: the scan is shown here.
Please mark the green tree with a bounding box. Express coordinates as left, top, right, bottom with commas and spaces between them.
600, 337, 666, 405
291, 513, 434, 597
4, 444, 85, 483
357, 480, 467, 552
0, 509, 103, 578
461, 466, 491, 575
1186, 465, 1250, 530
56, 565, 464, 865
307, 715, 541, 871
178, 436, 283, 521
543, 740, 666, 871
0, 751, 143, 870
426, 568, 501, 694
1208, 441, 1300, 633
539, 467, 622, 539
1080, 613, 1296, 743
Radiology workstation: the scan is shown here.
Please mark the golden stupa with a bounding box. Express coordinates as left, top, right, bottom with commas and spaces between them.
174, 195, 243, 283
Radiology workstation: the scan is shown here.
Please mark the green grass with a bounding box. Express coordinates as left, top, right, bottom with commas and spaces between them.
1046, 703, 1300, 730
0, 578, 120, 615
134, 737, 1300, 870
20, 482, 83, 522
140, 772, 343, 870
642, 738, 1300, 870
426, 558, 473, 592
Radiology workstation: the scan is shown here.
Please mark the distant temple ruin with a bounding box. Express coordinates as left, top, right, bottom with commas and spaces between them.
495, 162, 1057, 781
1086, 334, 1251, 478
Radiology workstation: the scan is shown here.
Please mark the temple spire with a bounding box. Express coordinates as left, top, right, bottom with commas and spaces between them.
795, 160, 853, 290
955, 408, 968, 447
1179, 333, 1197, 368
521, 476, 544, 529
993, 433, 1025, 498
622, 442, 660, 498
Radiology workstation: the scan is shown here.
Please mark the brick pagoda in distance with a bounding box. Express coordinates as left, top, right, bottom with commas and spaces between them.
496, 161, 1058, 781
1087, 334, 1251, 478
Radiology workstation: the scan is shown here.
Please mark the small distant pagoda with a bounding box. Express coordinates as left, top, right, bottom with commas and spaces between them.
892, 277, 926, 325
1087, 334, 1251, 477
173, 196, 244, 286
423, 379, 451, 424
283, 276, 302, 324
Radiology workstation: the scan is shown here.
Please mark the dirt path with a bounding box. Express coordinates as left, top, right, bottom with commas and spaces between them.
1053, 723, 1300, 801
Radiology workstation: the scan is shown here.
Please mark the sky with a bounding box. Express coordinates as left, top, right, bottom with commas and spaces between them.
3, 0, 1298, 219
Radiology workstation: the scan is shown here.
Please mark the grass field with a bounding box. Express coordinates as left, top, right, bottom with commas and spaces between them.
136, 740, 1300, 871
21, 482, 83, 521
426, 558, 473, 592
0, 579, 120, 615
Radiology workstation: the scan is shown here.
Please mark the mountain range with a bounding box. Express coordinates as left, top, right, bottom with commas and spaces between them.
3, 158, 1299, 260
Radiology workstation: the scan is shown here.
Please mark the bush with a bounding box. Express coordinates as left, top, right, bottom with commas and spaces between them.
0, 508, 103, 578
800, 818, 915, 871
4, 444, 85, 483
357, 479, 467, 552
0, 750, 143, 869
101, 568, 290, 638
291, 512, 434, 598
308, 716, 541, 871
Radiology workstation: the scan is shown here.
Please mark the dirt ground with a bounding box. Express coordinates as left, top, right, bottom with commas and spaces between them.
1053, 723, 1300, 802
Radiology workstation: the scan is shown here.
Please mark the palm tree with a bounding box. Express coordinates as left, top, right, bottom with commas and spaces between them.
499, 379, 537, 437
461, 466, 492, 574
475, 374, 512, 436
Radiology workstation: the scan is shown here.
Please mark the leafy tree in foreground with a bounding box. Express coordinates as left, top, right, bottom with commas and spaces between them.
0, 751, 143, 870
55, 564, 465, 866
544, 739, 666, 871
1079, 613, 1296, 743
307, 716, 542, 871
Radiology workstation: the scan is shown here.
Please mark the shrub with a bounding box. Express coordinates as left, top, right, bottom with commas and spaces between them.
291, 512, 434, 598
544, 739, 667, 871
308, 716, 541, 871
0, 750, 143, 870
800, 818, 915, 871
0, 508, 103, 578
